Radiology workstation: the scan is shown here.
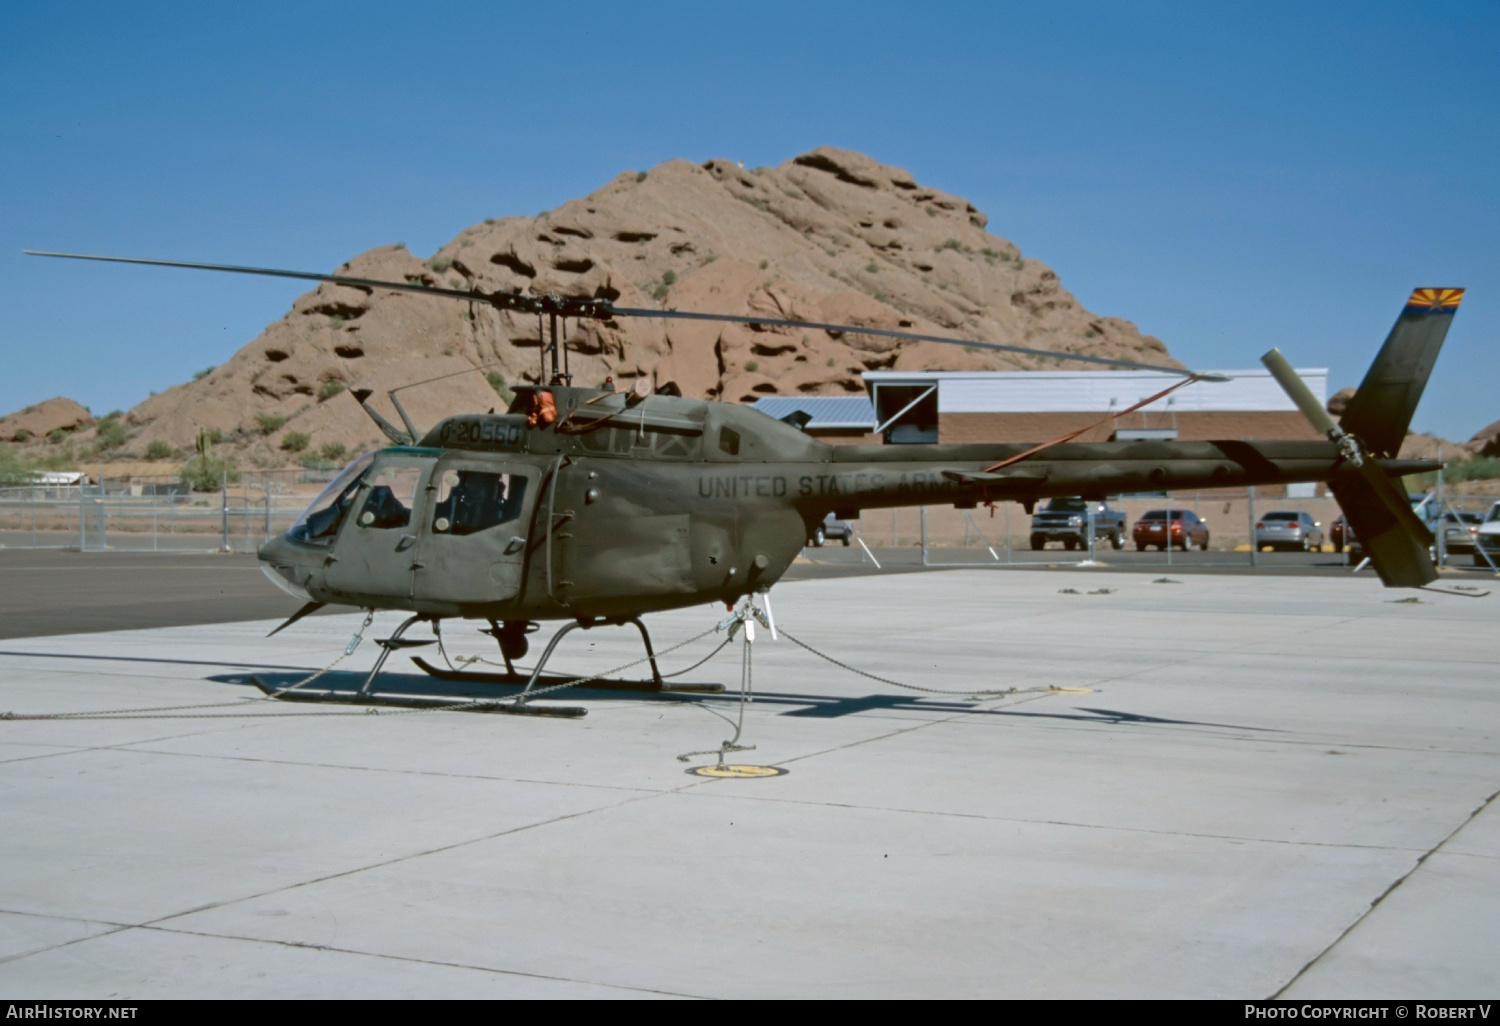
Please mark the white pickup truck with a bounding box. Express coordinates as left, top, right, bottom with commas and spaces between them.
1474, 501, 1500, 568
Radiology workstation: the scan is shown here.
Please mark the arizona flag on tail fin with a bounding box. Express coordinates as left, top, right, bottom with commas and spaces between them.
1339, 287, 1464, 459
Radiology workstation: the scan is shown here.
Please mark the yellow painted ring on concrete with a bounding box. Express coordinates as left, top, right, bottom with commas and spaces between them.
686, 764, 789, 779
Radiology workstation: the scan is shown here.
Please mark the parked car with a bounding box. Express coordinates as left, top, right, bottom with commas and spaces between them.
1254, 511, 1324, 552
810, 513, 852, 547
1132, 509, 1210, 551
1434, 511, 1481, 555
1475, 501, 1500, 567
1029, 497, 1126, 551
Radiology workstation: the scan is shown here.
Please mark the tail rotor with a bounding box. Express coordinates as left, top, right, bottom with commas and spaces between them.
1259, 287, 1464, 588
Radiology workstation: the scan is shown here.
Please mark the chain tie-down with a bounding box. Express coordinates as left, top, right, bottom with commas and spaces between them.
677, 599, 769, 768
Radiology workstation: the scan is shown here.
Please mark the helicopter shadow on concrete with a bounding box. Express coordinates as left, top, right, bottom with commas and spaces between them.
208, 669, 1277, 732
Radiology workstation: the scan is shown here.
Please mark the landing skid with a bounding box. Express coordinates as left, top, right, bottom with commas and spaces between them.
409, 656, 724, 694
249, 676, 587, 717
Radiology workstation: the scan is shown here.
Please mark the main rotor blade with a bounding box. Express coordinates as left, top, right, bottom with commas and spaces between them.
610, 306, 1200, 376
25, 249, 1217, 378
23, 250, 504, 305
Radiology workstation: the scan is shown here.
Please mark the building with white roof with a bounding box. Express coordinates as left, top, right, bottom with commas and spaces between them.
754, 369, 1327, 448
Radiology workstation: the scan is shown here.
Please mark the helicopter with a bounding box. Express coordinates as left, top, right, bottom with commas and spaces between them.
25, 252, 1461, 713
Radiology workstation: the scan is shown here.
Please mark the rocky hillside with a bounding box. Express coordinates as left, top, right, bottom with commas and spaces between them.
12, 147, 1185, 467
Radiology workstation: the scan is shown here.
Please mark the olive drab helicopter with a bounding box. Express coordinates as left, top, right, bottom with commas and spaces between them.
25, 252, 1463, 715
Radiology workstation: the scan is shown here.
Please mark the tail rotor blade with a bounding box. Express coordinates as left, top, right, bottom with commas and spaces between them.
1262, 342, 1437, 588
1334, 464, 1437, 588
1261, 348, 1339, 438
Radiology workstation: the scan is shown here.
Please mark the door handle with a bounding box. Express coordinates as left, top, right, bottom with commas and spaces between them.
396, 534, 416, 552
504, 535, 526, 555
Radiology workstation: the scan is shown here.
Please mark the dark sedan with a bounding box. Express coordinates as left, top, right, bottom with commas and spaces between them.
1132, 509, 1210, 551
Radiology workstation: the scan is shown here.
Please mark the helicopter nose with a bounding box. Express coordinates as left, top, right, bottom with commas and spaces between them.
257, 534, 314, 602
257, 533, 293, 566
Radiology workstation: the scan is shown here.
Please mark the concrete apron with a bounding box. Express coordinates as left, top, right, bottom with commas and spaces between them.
0, 570, 1495, 998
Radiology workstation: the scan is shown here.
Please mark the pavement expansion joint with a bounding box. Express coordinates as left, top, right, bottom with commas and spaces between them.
1273, 784, 1500, 998
108, 742, 670, 795
689, 789, 1434, 855
134, 923, 705, 998
139, 789, 674, 932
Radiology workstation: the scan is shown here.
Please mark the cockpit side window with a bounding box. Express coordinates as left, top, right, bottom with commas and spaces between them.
288, 451, 375, 545
356, 465, 423, 530
431, 470, 528, 536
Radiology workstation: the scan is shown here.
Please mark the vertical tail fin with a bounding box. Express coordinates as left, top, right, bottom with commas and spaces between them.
1339, 288, 1464, 457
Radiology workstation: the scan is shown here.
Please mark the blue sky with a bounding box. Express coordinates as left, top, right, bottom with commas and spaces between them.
2, 1, 1495, 441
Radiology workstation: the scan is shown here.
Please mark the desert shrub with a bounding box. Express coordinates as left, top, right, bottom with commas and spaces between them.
865, 262, 879, 274
280, 432, 310, 453
0, 444, 33, 485
744, 360, 760, 373
178, 454, 240, 491
145, 440, 172, 460
486, 371, 513, 404
662, 270, 676, 286
193, 366, 215, 380
1447, 456, 1500, 482
0, 445, 32, 483
941, 238, 962, 250
759, 259, 768, 270
428, 256, 452, 273
318, 380, 346, 402
47, 428, 66, 443
255, 413, 287, 435
201, 427, 223, 445
13, 429, 32, 442
319, 442, 347, 462
653, 282, 669, 301
93, 418, 127, 451
636, 171, 647, 182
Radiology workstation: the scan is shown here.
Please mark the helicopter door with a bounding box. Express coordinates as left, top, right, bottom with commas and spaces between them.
323, 453, 433, 605
413, 458, 536, 607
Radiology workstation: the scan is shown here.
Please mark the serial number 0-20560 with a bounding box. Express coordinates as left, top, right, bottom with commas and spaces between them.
441, 420, 525, 448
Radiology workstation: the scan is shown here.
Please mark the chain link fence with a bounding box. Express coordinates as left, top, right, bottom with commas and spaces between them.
831, 487, 1500, 573
0, 468, 338, 553
4, 468, 1495, 576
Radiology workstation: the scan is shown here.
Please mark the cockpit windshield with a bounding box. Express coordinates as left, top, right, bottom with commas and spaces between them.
287, 451, 376, 544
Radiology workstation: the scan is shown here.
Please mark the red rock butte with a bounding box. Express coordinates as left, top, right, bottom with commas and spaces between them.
35, 148, 1186, 466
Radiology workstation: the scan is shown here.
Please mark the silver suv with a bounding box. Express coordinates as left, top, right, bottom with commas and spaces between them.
1254, 511, 1324, 552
